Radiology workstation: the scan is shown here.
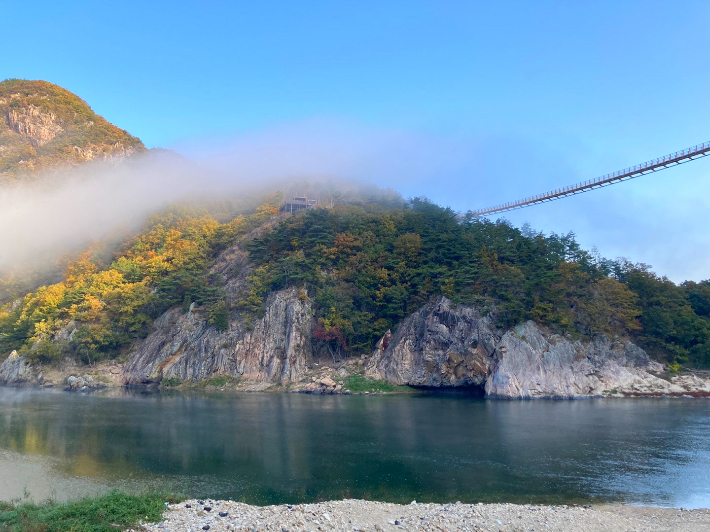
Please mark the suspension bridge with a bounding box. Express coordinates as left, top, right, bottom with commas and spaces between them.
470, 140, 710, 217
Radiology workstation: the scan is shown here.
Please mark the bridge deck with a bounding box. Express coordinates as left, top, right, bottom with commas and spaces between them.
471, 141, 710, 217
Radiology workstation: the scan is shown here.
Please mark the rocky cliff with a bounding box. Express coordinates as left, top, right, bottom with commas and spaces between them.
0, 350, 43, 386
367, 296, 710, 398
123, 287, 313, 385
0, 79, 145, 178
484, 321, 670, 398
365, 298, 498, 388
5, 287, 710, 397
121, 216, 313, 386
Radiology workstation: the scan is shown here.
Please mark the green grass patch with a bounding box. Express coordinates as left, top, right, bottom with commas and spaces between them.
201, 374, 240, 387
161, 375, 240, 389
343, 374, 407, 393
0, 490, 179, 532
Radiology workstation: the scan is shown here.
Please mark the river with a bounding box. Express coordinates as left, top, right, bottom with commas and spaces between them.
0, 388, 708, 508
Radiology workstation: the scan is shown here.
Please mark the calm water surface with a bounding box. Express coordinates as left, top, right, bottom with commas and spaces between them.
0, 388, 709, 507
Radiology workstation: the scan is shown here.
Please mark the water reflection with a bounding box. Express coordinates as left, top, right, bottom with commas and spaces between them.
0, 388, 709, 507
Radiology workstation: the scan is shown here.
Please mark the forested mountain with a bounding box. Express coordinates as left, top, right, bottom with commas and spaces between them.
0, 79, 144, 178
1, 196, 709, 369
0, 81, 708, 374
243, 201, 710, 368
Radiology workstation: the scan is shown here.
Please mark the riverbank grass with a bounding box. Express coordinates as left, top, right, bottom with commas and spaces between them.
343, 374, 410, 393
0, 490, 178, 532
161, 375, 242, 389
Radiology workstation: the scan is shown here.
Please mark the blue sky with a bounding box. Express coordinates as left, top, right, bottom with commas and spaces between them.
3, 1, 710, 281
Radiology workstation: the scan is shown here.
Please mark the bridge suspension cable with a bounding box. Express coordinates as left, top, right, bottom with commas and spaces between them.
470, 140, 710, 217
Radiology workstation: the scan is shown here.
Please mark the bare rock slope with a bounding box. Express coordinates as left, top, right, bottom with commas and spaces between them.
5, 277, 710, 396
366, 298, 498, 388
124, 287, 312, 385
122, 217, 314, 386
485, 321, 673, 398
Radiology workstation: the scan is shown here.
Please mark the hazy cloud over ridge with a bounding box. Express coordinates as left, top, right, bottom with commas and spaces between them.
0, 120, 708, 284
0, 121, 464, 273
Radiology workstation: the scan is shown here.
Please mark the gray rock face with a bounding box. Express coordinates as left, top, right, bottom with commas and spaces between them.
66, 374, 105, 392
123, 287, 313, 385
485, 321, 667, 398
366, 297, 700, 398
366, 297, 499, 387
0, 350, 43, 386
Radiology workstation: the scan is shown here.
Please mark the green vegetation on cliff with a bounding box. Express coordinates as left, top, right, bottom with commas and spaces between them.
243, 200, 710, 367
0, 193, 708, 368
1, 80, 707, 373
0, 199, 280, 365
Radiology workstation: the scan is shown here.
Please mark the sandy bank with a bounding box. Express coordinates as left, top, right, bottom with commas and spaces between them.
135, 499, 710, 532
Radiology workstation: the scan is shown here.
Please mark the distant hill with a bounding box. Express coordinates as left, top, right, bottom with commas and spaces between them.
0, 79, 145, 178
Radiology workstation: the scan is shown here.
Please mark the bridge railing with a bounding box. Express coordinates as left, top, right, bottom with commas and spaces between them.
470, 140, 710, 216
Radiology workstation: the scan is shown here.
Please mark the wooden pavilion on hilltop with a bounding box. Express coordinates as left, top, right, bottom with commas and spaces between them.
280, 196, 318, 214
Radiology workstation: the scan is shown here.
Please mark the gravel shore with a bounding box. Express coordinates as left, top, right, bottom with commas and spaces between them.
135, 499, 710, 532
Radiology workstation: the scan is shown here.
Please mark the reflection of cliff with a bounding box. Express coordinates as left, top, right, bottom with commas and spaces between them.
487, 399, 701, 505
0, 389, 141, 479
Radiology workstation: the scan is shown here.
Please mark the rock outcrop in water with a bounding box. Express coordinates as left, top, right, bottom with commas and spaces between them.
485, 321, 671, 398
365, 297, 498, 388
0, 351, 43, 386
367, 296, 710, 398
4, 288, 710, 397
123, 287, 313, 385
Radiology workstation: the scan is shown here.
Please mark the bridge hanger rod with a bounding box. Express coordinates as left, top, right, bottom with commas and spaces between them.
470, 140, 710, 217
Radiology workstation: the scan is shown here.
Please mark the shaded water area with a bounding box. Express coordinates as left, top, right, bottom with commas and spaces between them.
1, 387, 709, 508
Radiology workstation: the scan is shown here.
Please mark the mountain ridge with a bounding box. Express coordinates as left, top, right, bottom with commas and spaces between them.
1, 81, 710, 397
0, 79, 145, 178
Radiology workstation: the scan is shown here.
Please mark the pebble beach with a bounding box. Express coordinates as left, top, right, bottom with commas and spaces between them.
134, 499, 710, 532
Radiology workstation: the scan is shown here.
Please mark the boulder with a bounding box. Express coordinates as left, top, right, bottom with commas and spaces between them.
65, 374, 104, 392
0, 351, 43, 386
319, 377, 336, 387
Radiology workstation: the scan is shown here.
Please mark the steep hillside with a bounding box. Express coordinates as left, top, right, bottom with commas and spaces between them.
0, 80, 707, 386
0, 79, 145, 178
2, 196, 710, 383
